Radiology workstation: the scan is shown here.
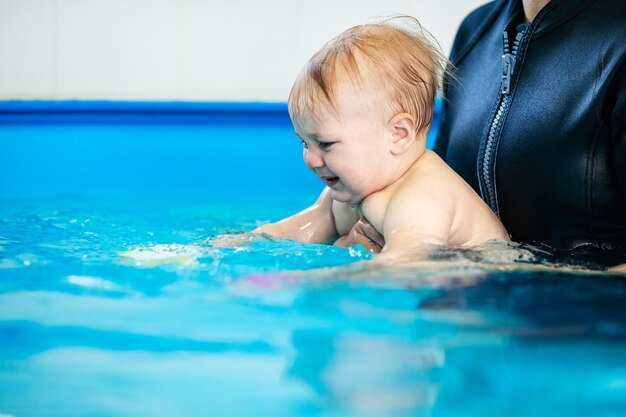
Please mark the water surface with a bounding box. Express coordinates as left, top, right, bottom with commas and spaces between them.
1, 196, 625, 417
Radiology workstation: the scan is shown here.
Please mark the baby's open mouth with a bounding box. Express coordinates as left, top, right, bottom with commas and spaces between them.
323, 177, 339, 187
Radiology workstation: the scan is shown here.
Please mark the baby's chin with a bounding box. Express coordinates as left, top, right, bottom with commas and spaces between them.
329, 189, 365, 206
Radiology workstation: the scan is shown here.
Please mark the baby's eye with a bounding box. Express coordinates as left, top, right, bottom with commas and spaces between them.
300, 140, 308, 149
318, 141, 334, 151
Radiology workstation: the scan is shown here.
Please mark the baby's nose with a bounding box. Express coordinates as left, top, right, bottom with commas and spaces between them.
304, 149, 324, 169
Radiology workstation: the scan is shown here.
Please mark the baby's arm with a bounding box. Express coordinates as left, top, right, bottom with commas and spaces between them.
254, 187, 339, 244
334, 217, 384, 254
376, 188, 453, 261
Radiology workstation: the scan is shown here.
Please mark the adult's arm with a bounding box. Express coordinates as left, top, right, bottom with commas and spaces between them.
613, 62, 626, 198
254, 187, 338, 244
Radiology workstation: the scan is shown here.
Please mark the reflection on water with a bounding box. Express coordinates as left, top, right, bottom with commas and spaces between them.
0, 198, 625, 417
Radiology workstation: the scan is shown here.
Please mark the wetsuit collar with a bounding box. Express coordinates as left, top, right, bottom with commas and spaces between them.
504, 0, 598, 39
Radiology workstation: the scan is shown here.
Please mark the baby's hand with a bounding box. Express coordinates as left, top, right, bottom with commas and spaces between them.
334, 218, 384, 254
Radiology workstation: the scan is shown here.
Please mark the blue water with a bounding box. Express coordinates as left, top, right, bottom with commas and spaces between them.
1, 196, 626, 417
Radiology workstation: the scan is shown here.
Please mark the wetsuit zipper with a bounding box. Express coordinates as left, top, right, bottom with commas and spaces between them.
478, 29, 525, 215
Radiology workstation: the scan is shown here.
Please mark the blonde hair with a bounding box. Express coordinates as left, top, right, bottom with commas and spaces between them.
288, 16, 447, 136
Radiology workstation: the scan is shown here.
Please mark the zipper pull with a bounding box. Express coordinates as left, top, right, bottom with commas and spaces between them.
501, 53, 515, 95
501, 30, 524, 95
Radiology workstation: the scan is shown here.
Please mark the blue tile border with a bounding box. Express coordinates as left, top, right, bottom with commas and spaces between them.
0, 100, 292, 125
0, 99, 441, 148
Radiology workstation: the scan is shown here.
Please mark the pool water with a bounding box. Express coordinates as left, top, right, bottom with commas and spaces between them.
1, 196, 626, 417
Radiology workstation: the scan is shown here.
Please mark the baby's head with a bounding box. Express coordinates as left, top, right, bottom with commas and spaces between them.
288, 17, 446, 140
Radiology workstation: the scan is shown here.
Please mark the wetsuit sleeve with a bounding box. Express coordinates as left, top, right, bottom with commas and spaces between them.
613, 64, 626, 197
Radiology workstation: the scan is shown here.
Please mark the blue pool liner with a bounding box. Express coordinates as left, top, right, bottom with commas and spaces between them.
0, 100, 440, 199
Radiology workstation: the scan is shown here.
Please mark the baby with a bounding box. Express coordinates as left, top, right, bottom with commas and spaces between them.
254, 18, 509, 261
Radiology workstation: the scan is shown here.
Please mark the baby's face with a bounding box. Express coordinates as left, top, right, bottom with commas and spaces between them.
294, 81, 397, 205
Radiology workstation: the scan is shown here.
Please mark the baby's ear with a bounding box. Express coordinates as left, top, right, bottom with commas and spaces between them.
389, 113, 418, 155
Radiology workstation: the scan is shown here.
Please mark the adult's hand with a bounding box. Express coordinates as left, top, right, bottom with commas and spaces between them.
609, 263, 626, 274
334, 218, 384, 254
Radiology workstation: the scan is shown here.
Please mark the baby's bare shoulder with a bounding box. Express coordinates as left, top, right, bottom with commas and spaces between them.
394, 158, 457, 207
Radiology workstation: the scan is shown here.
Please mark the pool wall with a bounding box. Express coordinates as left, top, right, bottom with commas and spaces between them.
0, 100, 439, 200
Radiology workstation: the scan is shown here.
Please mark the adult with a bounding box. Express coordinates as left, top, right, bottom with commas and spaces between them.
434, 0, 626, 261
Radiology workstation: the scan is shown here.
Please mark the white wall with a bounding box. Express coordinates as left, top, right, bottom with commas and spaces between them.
0, 0, 486, 101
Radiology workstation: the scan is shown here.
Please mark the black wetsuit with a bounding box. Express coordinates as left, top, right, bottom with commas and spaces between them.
434, 0, 626, 258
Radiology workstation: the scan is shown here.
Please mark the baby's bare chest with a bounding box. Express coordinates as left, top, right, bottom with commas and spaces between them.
331, 201, 359, 236
331, 192, 390, 237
